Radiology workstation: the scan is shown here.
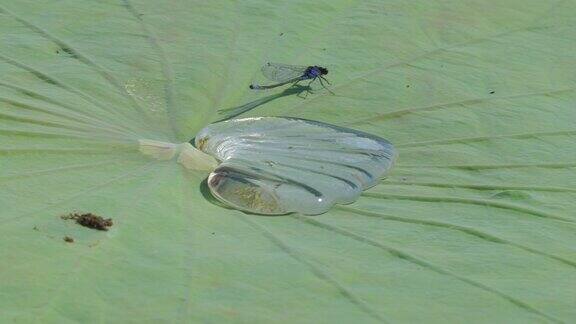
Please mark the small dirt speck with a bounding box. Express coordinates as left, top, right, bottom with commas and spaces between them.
489, 90, 495, 94
61, 212, 113, 231
279, 32, 284, 36
33, 226, 39, 231
61, 47, 74, 56
64, 236, 74, 243
406, 85, 410, 88
212, 232, 215, 235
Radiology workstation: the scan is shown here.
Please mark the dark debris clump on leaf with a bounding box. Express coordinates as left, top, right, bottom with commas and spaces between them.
61, 212, 113, 231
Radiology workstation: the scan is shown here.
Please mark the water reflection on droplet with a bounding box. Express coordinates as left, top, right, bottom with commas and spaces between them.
195, 117, 396, 215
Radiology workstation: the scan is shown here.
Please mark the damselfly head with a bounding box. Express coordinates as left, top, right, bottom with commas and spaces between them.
308, 66, 328, 77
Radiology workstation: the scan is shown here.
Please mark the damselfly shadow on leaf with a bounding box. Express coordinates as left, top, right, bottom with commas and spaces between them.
216, 84, 312, 122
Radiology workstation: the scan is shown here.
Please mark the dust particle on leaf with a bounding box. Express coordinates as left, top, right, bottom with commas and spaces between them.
489, 90, 495, 94
64, 236, 74, 243
196, 137, 209, 151
61, 212, 113, 231
59, 46, 77, 58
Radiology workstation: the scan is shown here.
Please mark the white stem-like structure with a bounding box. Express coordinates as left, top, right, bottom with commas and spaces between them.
138, 139, 218, 171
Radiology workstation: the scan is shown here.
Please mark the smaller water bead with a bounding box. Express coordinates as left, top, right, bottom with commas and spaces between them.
195, 117, 396, 215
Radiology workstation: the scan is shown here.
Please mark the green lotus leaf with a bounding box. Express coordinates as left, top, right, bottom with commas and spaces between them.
1, 0, 576, 323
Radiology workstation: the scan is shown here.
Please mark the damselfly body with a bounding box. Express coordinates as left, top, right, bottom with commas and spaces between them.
250, 63, 331, 91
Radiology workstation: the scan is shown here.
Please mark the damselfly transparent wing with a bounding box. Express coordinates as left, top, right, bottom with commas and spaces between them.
260, 62, 308, 82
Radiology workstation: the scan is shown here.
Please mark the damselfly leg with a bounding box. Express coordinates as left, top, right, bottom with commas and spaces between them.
318, 77, 334, 95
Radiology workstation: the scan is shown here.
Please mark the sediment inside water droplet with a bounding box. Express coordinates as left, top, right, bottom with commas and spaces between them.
208, 171, 285, 215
